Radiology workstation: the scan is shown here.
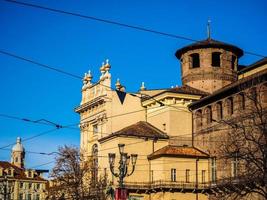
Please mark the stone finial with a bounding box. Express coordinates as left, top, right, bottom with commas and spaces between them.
115, 78, 121, 90
140, 82, 146, 91
100, 62, 106, 75
83, 70, 93, 86
104, 59, 111, 72
83, 72, 88, 85
87, 70, 92, 82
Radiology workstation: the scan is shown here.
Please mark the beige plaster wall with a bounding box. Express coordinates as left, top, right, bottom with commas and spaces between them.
98, 137, 168, 184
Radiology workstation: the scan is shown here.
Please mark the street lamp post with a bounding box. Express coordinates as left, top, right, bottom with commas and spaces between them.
108, 144, 138, 200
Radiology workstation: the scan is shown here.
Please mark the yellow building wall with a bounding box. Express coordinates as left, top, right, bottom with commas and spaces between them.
150, 157, 209, 183
148, 192, 208, 200
99, 137, 168, 184
109, 92, 146, 133
12, 180, 47, 200
145, 94, 198, 139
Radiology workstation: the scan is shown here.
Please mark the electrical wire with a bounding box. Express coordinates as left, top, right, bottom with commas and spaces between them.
3, 0, 267, 58
0, 49, 82, 80
29, 160, 54, 169
0, 128, 60, 150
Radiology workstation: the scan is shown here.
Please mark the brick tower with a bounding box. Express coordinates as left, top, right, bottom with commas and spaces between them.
175, 38, 243, 94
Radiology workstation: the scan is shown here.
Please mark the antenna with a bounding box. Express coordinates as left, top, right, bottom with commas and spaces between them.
207, 19, 211, 39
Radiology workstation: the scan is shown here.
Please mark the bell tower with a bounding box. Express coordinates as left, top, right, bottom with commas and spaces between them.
175, 37, 243, 93
11, 137, 25, 168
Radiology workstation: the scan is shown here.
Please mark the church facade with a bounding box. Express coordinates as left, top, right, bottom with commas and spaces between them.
75, 37, 267, 200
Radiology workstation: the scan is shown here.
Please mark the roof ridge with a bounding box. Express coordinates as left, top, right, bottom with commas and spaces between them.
139, 121, 167, 136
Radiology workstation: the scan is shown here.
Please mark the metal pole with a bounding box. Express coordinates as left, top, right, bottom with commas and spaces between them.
196, 158, 199, 200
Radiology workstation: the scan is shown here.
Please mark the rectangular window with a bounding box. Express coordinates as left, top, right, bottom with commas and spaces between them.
201, 170, 206, 183
212, 52, 221, 67
211, 157, 217, 183
231, 153, 238, 178
93, 124, 98, 134
190, 53, 200, 68
36, 194, 40, 200
171, 168, 176, 182
29, 182, 32, 189
19, 194, 23, 200
28, 194, 32, 200
185, 169, 190, 183
36, 183, 40, 190
20, 182, 24, 189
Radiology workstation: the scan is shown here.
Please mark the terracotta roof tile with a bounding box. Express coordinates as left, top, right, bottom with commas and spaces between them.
167, 85, 209, 96
99, 121, 168, 142
142, 85, 208, 101
148, 145, 209, 160
0, 161, 47, 181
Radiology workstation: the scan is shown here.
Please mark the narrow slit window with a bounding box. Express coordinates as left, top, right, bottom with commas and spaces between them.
186, 169, 190, 183
171, 168, 176, 182
206, 106, 212, 124
211, 158, 217, 183
216, 102, 223, 120
93, 124, 98, 134
202, 170, 206, 183
231, 55, 236, 70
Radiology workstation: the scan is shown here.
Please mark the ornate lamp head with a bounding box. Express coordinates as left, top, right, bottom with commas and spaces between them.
108, 153, 115, 167
118, 144, 125, 154
131, 154, 138, 166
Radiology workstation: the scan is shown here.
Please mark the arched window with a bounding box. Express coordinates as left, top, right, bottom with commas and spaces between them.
259, 84, 267, 103
237, 93, 245, 110
249, 87, 257, 102
205, 106, 212, 124
190, 53, 200, 68
212, 52, 221, 67
225, 97, 234, 116
215, 102, 223, 120
195, 110, 202, 128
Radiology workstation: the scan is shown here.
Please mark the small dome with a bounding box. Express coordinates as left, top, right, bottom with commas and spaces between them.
12, 137, 25, 152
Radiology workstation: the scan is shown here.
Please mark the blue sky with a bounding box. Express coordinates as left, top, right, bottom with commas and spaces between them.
0, 0, 266, 171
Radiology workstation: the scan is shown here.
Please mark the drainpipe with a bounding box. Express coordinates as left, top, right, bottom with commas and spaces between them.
196, 157, 199, 200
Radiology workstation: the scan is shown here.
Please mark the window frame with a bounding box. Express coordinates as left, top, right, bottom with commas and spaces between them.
93, 124, 98, 134
171, 168, 176, 182
211, 52, 221, 67
185, 169, 190, 183
201, 170, 206, 184
190, 53, 200, 69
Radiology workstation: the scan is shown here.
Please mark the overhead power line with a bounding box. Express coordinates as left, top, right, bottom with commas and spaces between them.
0, 113, 64, 128
3, 0, 267, 58
0, 49, 82, 80
4, 0, 196, 42
0, 128, 59, 150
